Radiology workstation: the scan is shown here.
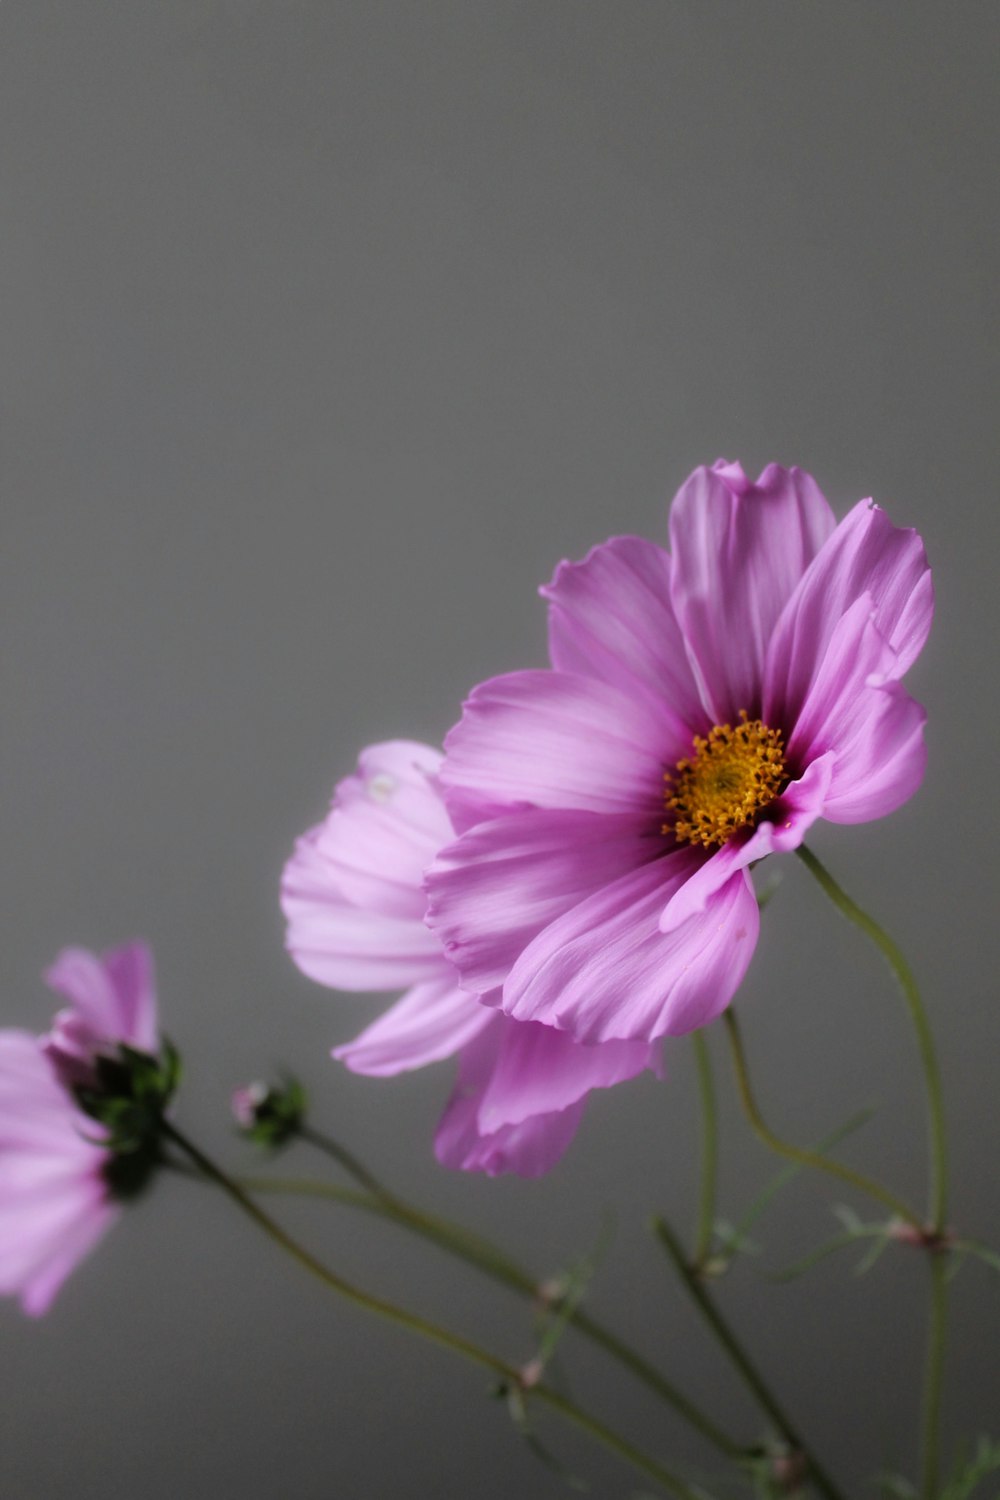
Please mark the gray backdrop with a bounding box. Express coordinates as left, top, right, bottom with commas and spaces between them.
2, 4, 998, 1497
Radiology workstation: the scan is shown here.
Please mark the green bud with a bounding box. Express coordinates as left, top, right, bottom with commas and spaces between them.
231, 1076, 306, 1149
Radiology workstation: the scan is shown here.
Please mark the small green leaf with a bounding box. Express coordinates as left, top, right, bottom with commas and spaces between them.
936, 1433, 1000, 1500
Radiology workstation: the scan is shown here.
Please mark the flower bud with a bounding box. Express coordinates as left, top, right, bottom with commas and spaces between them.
231, 1076, 306, 1148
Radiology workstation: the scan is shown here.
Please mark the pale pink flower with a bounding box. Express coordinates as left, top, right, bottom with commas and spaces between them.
0, 942, 159, 1315
281, 742, 659, 1176
425, 461, 932, 1043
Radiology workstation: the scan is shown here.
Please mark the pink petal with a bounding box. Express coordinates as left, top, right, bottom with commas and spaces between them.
433, 1022, 584, 1178
765, 498, 933, 727
0, 1030, 117, 1316
350, 741, 447, 832
0, 1169, 103, 1258
282, 827, 443, 990
333, 977, 494, 1076
441, 670, 683, 835
658, 752, 836, 934
425, 807, 658, 994
0, 1031, 65, 1100
0, 1034, 107, 1154
18, 1196, 116, 1318
787, 595, 927, 824
542, 535, 706, 731
42, 949, 118, 1035
476, 1017, 660, 1131
100, 942, 159, 1053
287, 741, 449, 923
0, 1151, 107, 1200
502, 854, 760, 1043
43, 944, 158, 1053
669, 461, 835, 722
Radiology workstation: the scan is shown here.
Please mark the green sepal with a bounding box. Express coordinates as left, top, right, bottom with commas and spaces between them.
72, 1037, 181, 1201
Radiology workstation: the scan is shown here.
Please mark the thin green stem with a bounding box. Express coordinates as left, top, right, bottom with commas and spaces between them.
722, 1008, 922, 1229
795, 844, 948, 1232
233, 1169, 742, 1460
920, 1252, 948, 1500
691, 1031, 719, 1271
243, 1175, 544, 1297
163, 1121, 703, 1499
716, 1108, 876, 1275
297, 1126, 549, 1289
653, 1216, 845, 1500
298, 1123, 393, 1201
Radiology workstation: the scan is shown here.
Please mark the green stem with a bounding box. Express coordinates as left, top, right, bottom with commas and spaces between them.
298, 1123, 392, 1201
242, 1154, 742, 1460
795, 845, 951, 1493
795, 844, 948, 1232
691, 1031, 719, 1271
920, 1252, 948, 1500
163, 1121, 702, 1499
722, 1008, 922, 1230
243, 1175, 543, 1300
653, 1216, 846, 1500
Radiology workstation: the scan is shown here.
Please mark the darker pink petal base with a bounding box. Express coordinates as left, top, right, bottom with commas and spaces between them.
658, 753, 835, 935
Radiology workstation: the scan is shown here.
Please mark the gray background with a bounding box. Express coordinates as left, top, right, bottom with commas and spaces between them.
1, 3, 998, 1497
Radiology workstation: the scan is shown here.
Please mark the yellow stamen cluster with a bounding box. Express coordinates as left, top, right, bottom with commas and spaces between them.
665, 712, 787, 849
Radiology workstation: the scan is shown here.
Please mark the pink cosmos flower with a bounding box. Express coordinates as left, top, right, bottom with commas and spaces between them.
0, 942, 159, 1315
281, 741, 660, 1176
425, 461, 932, 1044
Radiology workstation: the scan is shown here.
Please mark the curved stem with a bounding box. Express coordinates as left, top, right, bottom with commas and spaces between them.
233, 1169, 743, 1460
722, 1009, 922, 1229
298, 1123, 392, 1201
653, 1216, 845, 1500
795, 845, 948, 1232
691, 1031, 719, 1271
163, 1121, 703, 1499
241, 1174, 533, 1287
920, 1252, 948, 1500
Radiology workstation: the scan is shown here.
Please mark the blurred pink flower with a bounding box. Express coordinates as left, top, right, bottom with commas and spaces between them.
426, 461, 932, 1044
0, 942, 159, 1315
281, 742, 659, 1176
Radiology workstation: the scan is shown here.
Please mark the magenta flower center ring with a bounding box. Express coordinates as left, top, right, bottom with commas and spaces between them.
665, 712, 788, 850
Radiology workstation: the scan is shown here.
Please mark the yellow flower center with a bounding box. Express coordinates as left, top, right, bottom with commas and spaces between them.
665, 713, 787, 849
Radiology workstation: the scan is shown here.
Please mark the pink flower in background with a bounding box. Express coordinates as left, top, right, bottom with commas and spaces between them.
0, 942, 160, 1316
281, 741, 659, 1176
426, 461, 932, 1044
